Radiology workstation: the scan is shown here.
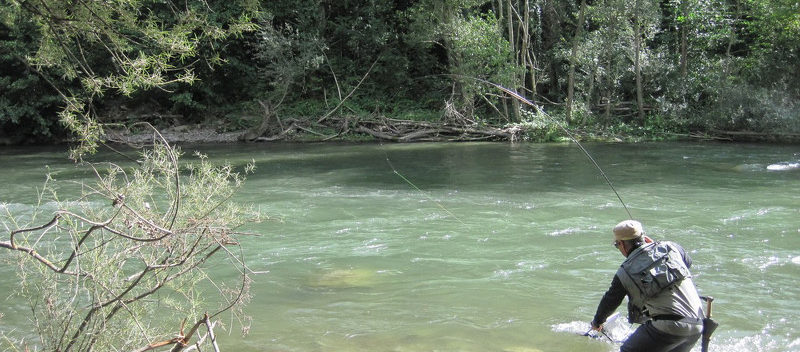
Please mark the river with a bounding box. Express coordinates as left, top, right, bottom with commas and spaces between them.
1, 142, 799, 351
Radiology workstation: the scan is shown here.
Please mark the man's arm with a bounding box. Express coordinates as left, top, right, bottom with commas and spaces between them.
592, 274, 627, 328
672, 241, 693, 268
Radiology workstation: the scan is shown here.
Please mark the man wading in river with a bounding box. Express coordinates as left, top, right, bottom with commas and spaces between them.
591, 220, 705, 352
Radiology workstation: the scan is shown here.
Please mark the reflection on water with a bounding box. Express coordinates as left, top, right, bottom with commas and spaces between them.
1, 142, 799, 351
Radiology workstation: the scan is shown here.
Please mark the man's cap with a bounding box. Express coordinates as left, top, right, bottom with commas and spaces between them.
613, 220, 644, 241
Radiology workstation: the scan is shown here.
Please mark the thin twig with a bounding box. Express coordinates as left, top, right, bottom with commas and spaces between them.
205, 318, 220, 352
317, 55, 381, 123
321, 47, 342, 101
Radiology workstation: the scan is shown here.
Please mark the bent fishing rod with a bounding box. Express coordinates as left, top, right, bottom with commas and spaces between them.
467, 76, 634, 220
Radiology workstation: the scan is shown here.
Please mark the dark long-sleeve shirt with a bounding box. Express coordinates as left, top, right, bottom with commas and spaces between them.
592, 275, 626, 326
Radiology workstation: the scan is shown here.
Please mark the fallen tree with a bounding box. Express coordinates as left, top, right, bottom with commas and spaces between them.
245, 115, 529, 142
352, 117, 526, 142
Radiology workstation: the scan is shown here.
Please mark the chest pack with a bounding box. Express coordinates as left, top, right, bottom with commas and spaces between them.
617, 241, 691, 304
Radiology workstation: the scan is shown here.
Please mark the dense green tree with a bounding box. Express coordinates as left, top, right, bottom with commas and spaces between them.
0, 0, 798, 142
646, 0, 800, 133
0, 10, 64, 142
406, 0, 520, 122
251, 0, 443, 121
1, 0, 259, 156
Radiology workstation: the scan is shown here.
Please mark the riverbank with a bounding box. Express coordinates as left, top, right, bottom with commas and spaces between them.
105, 125, 244, 144
105, 121, 794, 146
8, 116, 799, 147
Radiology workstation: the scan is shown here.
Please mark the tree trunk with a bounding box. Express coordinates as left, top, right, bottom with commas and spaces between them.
507, 0, 520, 122
240, 101, 276, 141
521, 0, 531, 96
586, 63, 596, 125
724, 0, 739, 78
527, 0, 540, 98
528, 50, 537, 99
542, 0, 562, 99
602, 56, 612, 121
566, 0, 587, 125
633, 2, 645, 122
437, 3, 472, 120
680, 0, 688, 78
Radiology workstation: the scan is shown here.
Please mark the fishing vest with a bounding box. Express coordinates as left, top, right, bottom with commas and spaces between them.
616, 241, 691, 310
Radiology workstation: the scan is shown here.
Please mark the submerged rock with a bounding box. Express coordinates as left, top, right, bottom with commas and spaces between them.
309, 268, 376, 288
503, 347, 544, 352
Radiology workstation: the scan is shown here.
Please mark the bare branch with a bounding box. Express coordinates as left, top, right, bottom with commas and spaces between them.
0, 240, 78, 276
317, 55, 381, 123
2, 131, 257, 351
205, 318, 220, 352
8, 214, 59, 249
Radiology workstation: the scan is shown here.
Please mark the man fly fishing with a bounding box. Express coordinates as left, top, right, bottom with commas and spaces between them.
590, 220, 705, 352
480, 82, 718, 350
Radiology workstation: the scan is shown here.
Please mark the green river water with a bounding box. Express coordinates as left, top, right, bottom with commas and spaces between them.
1, 142, 799, 351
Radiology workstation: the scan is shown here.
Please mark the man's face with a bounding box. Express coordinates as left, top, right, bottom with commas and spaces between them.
614, 240, 626, 256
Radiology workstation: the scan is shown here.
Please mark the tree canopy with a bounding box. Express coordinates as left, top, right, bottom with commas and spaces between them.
1, 0, 798, 144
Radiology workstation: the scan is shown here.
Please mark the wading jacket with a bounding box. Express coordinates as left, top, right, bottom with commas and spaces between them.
593, 241, 705, 334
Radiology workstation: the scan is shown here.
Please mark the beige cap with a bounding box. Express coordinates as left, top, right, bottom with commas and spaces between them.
613, 220, 644, 241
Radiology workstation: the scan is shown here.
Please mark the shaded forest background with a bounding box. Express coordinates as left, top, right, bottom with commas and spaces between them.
1, 0, 799, 145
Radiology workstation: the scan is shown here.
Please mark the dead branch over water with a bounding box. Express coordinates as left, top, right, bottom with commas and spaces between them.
1, 127, 256, 351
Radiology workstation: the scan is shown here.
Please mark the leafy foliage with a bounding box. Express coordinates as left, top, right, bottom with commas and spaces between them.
0, 11, 64, 141
1, 0, 798, 142
1, 0, 259, 155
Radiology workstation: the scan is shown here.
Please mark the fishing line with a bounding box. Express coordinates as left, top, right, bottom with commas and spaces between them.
467, 77, 634, 220
379, 74, 633, 220
381, 144, 467, 226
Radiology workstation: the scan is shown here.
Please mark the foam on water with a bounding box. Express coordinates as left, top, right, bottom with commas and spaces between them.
548, 227, 582, 236
739, 254, 800, 271
553, 318, 800, 352
551, 313, 634, 346
734, 163, 766, 172
766, 162, 800, 171
551, 320, 593, 336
